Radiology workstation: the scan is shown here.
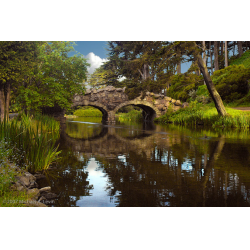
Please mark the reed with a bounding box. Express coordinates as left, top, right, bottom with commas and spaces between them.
0, 114, 61, 173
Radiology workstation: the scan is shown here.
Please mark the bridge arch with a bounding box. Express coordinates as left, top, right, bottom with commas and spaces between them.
114, 100, 162, 121
72, 100, 110, 123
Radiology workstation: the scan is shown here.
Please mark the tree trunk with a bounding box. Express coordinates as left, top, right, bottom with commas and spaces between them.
0, 84, 5, 122
177, 63, 181, 74
139, 64, 150, 80
194, 45, 228, 116
0, 81, 11, 122
214, 41, 219, 71
177, 48, 181, 74
238, 41, 243, 56
209, 41, 213, 75
225, 41, 228, 67
202, 41, 206, 84
5, 81, 11, 121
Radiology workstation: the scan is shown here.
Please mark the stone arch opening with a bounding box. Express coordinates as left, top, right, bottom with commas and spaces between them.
72, 101, 109, 123
114, 101, 161, 122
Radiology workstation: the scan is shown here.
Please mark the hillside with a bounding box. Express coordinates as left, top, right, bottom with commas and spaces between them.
230, 50, 250, 68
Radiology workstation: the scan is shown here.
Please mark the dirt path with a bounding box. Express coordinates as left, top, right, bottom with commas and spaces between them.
231, 107, 250, 111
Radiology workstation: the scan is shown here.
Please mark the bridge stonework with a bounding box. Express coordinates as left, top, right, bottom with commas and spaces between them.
72, 86, 186, 124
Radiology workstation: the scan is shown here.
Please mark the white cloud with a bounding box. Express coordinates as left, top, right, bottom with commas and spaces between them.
85, 52, 108, 74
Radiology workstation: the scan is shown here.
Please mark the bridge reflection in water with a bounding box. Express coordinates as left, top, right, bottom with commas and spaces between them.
38, 117, 250, 207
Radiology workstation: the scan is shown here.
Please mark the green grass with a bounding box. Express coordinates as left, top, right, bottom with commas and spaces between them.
117, 109, 143, 122
230, 50, 250, 68
73, 107, 102, 117
155, 102, 250, 129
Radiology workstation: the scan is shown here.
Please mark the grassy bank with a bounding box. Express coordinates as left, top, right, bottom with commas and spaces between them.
155, 102, 250, 129
0, 113, 61, 206
117, 110, 143, 122
73, 107, 102, 117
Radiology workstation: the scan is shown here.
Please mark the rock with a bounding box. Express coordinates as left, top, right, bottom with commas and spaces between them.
40, 192, 59, 200
149, 92, 154, 96
34, 173, 46, 180
38, 196, 47, 203
158, 104, 165, 111
16, 175, 30, 187
27, 188, 40, 200
165, 96, 172, 102
105, 86, 115, 92
26, 201, 47, 207
182, 102, 189, 108
15, 172, 37, 188
116, 88, 123, 92
154, 94, 164, 99
39, 187, 51, 192
15, 182, 28, 192
175, 100, 182, 106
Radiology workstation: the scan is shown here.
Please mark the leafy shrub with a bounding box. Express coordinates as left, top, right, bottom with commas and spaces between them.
167, 73, 204, 102
211, 65, 250, 102
195, 85, 212, 104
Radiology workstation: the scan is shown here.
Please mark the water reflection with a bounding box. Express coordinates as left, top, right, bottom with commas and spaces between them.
41, 117, 250, 207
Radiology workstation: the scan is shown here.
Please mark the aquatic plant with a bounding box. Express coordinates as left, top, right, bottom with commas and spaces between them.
0, 114, 61, 173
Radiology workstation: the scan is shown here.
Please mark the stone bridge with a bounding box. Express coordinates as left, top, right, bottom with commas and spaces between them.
72, 86, 186, 123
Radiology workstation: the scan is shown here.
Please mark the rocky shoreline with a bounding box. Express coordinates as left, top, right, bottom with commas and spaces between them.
8, 162, 59, 207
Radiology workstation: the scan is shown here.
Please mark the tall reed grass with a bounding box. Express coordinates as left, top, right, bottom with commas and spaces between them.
0, 114, 61, 173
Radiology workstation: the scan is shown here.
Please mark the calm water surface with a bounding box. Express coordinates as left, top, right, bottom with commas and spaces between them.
38, 117, 250, 207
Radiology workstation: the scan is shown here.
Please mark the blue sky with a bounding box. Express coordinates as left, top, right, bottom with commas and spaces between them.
73, 41, 191, 75
73, 41, 108, 59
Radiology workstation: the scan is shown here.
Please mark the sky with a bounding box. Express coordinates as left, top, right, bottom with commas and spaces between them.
72, 41, 191, 77
72, 41, 109, 75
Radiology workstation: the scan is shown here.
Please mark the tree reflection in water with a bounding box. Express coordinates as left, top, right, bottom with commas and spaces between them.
42, 118, 250, 207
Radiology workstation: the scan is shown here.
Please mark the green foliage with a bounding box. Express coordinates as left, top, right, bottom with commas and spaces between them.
73, 106, 102, 117
196, 85, 210, 97
167, 73, 204, 102
0, 114, 61, 173
211, 65, 250, 102
230, 50, 250, 68
194, 85, 212, 104
0, 41, 89, 114
117, 109, 143, 122
155, 102, 250, 128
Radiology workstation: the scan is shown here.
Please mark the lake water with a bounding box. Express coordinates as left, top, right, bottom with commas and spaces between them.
37, 117, 250, 207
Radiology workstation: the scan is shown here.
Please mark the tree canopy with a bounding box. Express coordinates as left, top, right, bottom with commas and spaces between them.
0, 41, 89, 120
